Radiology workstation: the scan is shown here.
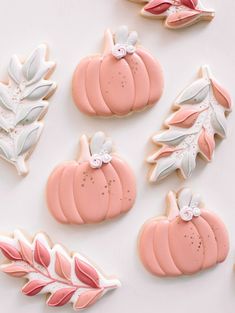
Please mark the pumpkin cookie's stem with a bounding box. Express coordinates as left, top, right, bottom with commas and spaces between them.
77, 135, 91, 163
201, 64, 212, 80
103, 29, 114, 55
166, 191, 179, 221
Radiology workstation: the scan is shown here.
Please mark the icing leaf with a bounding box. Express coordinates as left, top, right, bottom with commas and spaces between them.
127, 31, 138, 46
180, 150, 196, 178
74, 289, 103, 310
90, 132, 106, 155
211, 79, 232, 110
144, 0, 172, 14
47, 287, 76, 307
198, 128, 215, 161
34, 240, 51, 268
19, 240, 33, 264
0, 115, 11, 132
150, 157, 177, 182
75, 258, 100, 288
178, 188, 193, 209
176, 78, 209, 105
181, 0, 198, 9
8, 55, 22, 84
115, 25, 129, 44
15, 103, 47, 125
22, 81, 55, 101
0, 84, 15, 111
0, 140, 13, 160
2, 264, 32, 277
22, 280, 48, 296
211, 109, 227, 138
23, 46, 42, 81
16, 123, 43, 156
148, 146, 177, 163
0, 242, 22, 261
168, 108, 202, 128
153, 130, 188, 146
166, 11, 201, 28
190, 193, 201, 208
55, 252, 71, 280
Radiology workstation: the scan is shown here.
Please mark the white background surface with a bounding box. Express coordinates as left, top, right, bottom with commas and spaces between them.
0, 0, 235, 312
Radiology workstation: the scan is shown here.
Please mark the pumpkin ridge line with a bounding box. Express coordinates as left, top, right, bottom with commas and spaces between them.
152, 223, 166, 275
136, 50, 154, 106
56, 166, 69, 223
84, 59, 97, 115
59, 166, 73, 223
109, 159, 126, 215
200, 213, 219, 262
71, 164, 84, 224
73, 165, 85, 224
97, 58, 112, 115
165, 221, 182, 275
122, 56, 137, 113
101, 165, 112, 220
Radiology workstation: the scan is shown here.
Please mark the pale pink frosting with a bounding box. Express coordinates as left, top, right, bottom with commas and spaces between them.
47, 157, 136, 224
139, 195, 229, 277
72, 47, 164, 117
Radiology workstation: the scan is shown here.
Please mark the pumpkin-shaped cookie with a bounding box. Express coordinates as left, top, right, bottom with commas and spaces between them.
46, 132, 136, 224
72, 25, 164, 117
139, 188, 229, 277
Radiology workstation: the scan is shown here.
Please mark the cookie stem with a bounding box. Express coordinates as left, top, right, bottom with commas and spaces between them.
77, 135, 91, 163
103, 29, 114, 55
166, 191, 179, 221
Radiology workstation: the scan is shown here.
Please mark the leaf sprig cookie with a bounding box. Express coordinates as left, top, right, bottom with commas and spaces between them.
0, 230, 120, 310
0, 45, 56, 175
148, 65, 232, 183
139, 188, 229, 277
129, 0, 215, 29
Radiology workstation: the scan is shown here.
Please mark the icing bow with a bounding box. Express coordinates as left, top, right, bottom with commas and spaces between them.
112, 26, 138, 60
177, 188, 202, 222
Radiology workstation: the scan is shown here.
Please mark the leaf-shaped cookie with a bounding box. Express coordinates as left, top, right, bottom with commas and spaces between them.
0, 230, 120, 311
0, 45, 56, 176
131, 0, 215, 29
148, 65, 232, 183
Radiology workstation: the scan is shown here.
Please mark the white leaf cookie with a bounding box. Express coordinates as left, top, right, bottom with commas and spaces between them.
148, 65, 232, 183
0, 45, 56, 175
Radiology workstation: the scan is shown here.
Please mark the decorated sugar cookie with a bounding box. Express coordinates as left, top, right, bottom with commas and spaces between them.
0, 230, 120, 310
139, 188, 229, 277
129, 0, 215, 29
148, 65, 232, 183
47, 132, 136, 224
72, 25, 164, 117
0, 45, 56, 175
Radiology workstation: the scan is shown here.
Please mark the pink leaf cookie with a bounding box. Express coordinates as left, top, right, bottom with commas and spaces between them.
0, 230, 120, 310
46, 132, 136, 224
148, 65, 232, 182
72, 25, 164, 117
0, 45, 56, 175
129, 0, 214, 29
138, 188, 229, 277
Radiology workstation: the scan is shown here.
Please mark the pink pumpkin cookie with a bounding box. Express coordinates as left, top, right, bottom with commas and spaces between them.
139, 188, 229, 277
0, 230, 120, 310
129, 0, 215, 29
72, 25, 164, 117
47, 132, 136, 224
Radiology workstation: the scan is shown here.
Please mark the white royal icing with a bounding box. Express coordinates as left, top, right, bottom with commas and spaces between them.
0, 45, 56, 176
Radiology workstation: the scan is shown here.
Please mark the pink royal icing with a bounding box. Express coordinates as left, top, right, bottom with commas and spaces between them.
46, 132, 136, 224
0, 230, 120, 310
138, 188, 229, 277
72, 26, 164, 117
